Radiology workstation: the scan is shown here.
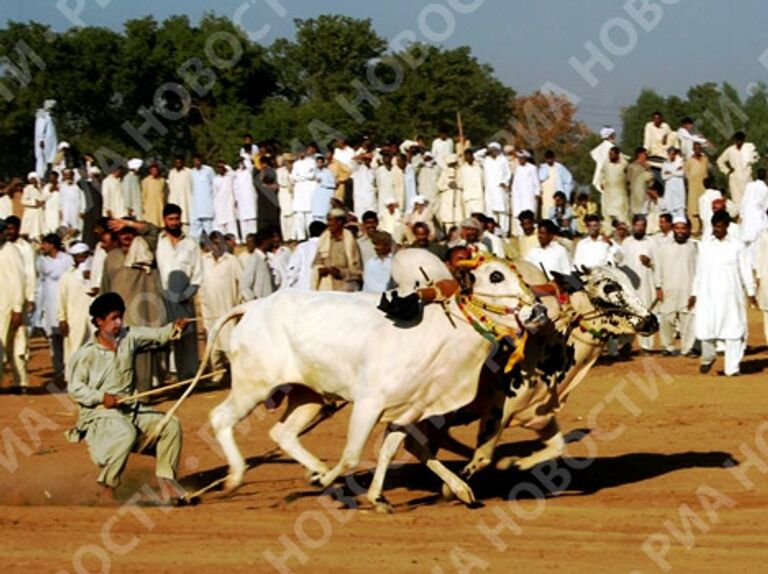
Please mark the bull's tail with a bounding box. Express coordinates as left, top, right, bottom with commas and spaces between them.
138, 304, 249, 452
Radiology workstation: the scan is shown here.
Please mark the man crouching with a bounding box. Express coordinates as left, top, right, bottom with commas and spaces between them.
66, 292, 189, 504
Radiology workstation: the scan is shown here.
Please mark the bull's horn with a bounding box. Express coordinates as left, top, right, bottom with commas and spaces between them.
456, 259, 481, 270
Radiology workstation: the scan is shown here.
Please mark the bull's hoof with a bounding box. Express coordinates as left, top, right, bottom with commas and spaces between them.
440, 483, 456, 501
308, 472, 324, 488
373, 496, 395, 514
452, 483, 477, 507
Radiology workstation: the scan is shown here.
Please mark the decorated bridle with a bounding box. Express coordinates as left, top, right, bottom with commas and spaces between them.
452, 255, 536, 373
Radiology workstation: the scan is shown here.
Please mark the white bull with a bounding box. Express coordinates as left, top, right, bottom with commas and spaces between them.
205, 254, 540, 505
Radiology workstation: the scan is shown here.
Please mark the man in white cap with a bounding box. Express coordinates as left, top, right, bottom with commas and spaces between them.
60, 168, 86, 233
34, 99, 58, 176
405, 195, 434, 238
590, 126, 616, 193
483, 142, 512, 235
458, 148, 484, 215
53, 141, 71, 174
654, 216, 698, 356
416, 151, 439, 206
511, 150, 541, 236
58, 242, 95, 368
20, 172, 45, 239
126, 164, 150, 225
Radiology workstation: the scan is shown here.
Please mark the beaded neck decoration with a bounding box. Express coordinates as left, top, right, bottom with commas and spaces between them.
456, 294, 528, 374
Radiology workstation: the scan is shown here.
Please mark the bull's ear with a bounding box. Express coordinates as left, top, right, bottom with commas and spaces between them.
574, 265, 590, 278
551, 270, 584, 294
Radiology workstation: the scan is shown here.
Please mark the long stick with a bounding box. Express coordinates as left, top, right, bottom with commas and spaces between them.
456, 111, 464, 148
117, 370, 226, 404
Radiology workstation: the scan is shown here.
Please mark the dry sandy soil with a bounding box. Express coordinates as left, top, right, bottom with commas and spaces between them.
2, 314, 768, 574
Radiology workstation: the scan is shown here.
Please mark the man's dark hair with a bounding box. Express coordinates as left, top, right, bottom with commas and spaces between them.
309, 221, 326, 238
518, 209, 535, 221
412, 221, 430, 234
584, 214, 601, 224
544, 150, 555, 160
733, 131, 746, 142
538, 219, 558, 234
632, 214, 647, 224
362, 210, 379, 222
5, 215, 20, 227
681, 116, 694, 125
553, 191, 566, 201
444, 245, 468, 262
711, 210, 731, 225
757, 168, 767, 180
163, 203, 182, 217
660, 213, 673, 224
42, 233, 62, 249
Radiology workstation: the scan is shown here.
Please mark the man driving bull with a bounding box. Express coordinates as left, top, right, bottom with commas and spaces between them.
66, 292, 189, 504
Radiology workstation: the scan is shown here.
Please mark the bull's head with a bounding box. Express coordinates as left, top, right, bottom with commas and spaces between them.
458, 256, 546, 334
571, 265, 658, 336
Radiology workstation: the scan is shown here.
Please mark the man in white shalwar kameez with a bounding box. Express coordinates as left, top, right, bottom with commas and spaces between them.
311, 154, 336, 222
643, 112, 673, 167
483, 142, 512, 236
286, 221, 325, 290
654, 216, 697, 356
692, 211, 756, 376
199, 232, 241, 380
716, 131, 758, 210
574, 214, 622, 268
677, 117, 709, 160
155, 204, 202, 380
511, 150, 541, 236
167, 158, 192, 230
291, 147, 318, 241
0, 221, 25, 386
4, 216, 35, 389
431, 130, 455, 169
36, 233, 74, 380
276, 153, 295, 241
352, 153, 377, 216
20, 172, 45, 239
525, 219, 572, 276
753, 226, 768, 344
661, 147, 685, 218
60, 169, 86, 233
459, 149, 484, 216
34, 99, 58, 176
233, 157, 258, 241
123, 159, 143, 220
190, 156, 215, 239
621, 215, 657, 351
738, 169, 768, 258
213, 162, 238, 237
101, 167, 126, 219
57, 243, 94, 369
42, 172, 62, 234
590, 127, 617, 193
538, 150, 574, 215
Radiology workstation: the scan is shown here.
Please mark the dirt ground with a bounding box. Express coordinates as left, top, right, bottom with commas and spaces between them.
2, 314, 768, 574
